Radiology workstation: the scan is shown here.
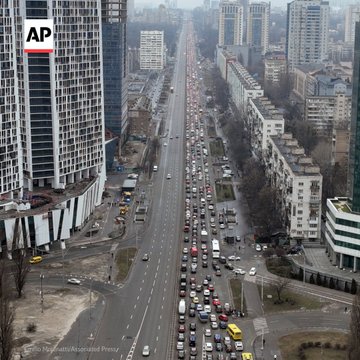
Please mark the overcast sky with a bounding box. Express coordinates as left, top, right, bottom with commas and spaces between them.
136, 1, 287, 10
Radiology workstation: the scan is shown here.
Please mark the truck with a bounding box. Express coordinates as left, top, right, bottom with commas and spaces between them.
178, 299, 186, 315
198, 311, 209, 323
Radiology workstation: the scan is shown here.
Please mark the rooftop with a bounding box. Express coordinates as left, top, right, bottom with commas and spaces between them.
251, 97, 284, 121
229, 61, 262, 90
330, 198, 352, 214
0, 177, 97, 220
270, 133, 321, 177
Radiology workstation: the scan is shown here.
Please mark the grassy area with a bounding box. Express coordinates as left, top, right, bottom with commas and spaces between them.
115, 247, 137, 282
279, 331, 348, 360
260, 285, 326, 313
207, 125, 217, 138
209, 140, 225, 157
229, 278, 247, 315
266, 257, 293, 277
215, 183, 235, 202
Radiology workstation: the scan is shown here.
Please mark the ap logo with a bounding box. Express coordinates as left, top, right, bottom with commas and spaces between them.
24, 19, 53, 53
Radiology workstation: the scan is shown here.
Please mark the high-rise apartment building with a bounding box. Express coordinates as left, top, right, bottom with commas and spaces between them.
101, 0, 128, 145
218, 0, 244, 46
325, 22, 360, 271
0, 2, 22, 200
345, 4, 360, 44
286, 0, 329, 70
140, 31, 165, 70
0, 0, 106, 254
246, 2, 270, 55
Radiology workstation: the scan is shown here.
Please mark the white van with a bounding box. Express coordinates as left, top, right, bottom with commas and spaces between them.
153, 165, 158, 172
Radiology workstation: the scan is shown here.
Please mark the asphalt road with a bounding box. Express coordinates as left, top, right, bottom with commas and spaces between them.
85, 23, 189, 360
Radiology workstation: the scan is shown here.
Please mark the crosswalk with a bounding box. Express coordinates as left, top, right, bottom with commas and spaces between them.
253, 317, 269, 336
244, 273, 256, 283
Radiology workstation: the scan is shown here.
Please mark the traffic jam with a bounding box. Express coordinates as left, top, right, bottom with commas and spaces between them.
175, 24, 253, 360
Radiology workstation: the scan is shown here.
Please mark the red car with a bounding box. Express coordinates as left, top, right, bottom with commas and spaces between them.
218, 314, 228, 322
213, 299, 221, 306
179, 290, 186, 298
184, 226, 190, 233
208, 284, 214, 292
179, 324, 185, 333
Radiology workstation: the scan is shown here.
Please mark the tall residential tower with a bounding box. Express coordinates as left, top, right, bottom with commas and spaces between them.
246, 1, 270, 55
286, 0, 329, 70
218, 0, 244, 46
0, 0, 106, 254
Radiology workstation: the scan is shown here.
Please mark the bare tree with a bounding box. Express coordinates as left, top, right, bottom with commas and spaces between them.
12, 249, 30, 298
271, 276, 291, 303
349, 291, 360, 359
0, 260, 15, 360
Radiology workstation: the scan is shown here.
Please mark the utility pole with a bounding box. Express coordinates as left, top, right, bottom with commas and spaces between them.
261, 328, 264, 350
261, 276, 264, 304
240, 281, 244, 314
40, 274, 44, 313
303, 254, 306, 284
89, 279, 92, 320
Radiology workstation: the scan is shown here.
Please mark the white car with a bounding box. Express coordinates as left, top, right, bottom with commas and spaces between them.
204, 328, 211, 337
234, 341, 243, 351
228, 255, 236, 261
220, 224, 225, 229
233, 268, 246, 275
127, 173, 139, 179
163, 142, 168, 147
67, 278, 81, 285
167, 173, 171, 179
208, 205, 214, 210
262, 245, 268, 251
205, 342, 213, 352
142, 345, 150, 357
204, 289, 210, 296
204, 305, 211, 313
177, 342, 184, 350
183, 248, 188, 254
189, 291, 196, 298
249, 267, 257, 276
256, 244, 262, 252
210, 314, 217, 322
211, 321, 218, 329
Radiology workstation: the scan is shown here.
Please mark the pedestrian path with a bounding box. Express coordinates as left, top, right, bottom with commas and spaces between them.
244, 273, 256, 283
253, 317, 269, 336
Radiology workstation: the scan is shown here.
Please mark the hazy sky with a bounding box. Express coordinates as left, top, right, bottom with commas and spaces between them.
136, 1, 287, 10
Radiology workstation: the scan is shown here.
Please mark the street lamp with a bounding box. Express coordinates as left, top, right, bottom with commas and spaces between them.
40, 274, 45, 313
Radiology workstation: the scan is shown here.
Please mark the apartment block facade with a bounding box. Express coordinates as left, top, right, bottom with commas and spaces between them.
264, 51, 287, 87
345, 4, 360, 44
247, 97, 284, 157
286, 0, 329, 70
265, 133, 322, 242
0, 0, 106, 255
140, 31, 165, 70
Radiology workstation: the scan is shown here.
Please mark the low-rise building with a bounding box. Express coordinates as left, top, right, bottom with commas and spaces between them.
264, 51, 287, 87
325, 197, 360, 271
247, 97, 284, 157
265, 133, 322, 243
227, 61, 263, 114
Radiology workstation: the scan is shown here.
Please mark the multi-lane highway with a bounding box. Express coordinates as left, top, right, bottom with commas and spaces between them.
87, 22, 189, 360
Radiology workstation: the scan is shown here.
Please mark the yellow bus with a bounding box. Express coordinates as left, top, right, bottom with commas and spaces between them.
227, 323, 242, 340
241, 353, 253, 360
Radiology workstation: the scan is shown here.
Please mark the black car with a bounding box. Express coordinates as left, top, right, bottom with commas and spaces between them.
219, 256, 226, 264
178, 350, 185, 359
204, 296, 210, 304
190, 347, 197, 356
189, 322, 196, 331
215, 342, 223, 352
189, 335, 196, 347
206, 274, 212, 281
202, 261, 208, 268
219, 321, 227, 329
178, 315, 185, 324
225, 262, 234, 270
184, 236, 190, 242
212, 260, 218, 270
182, 255, 188, 262
189, 308, 196, 317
